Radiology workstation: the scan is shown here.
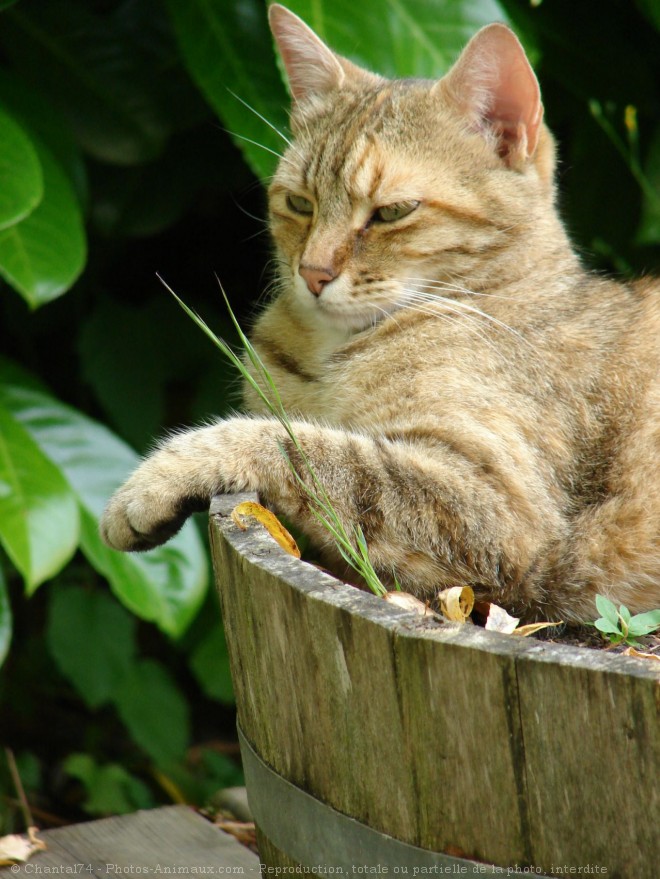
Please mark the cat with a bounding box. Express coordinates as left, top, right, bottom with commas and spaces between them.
100, 4, 660, 623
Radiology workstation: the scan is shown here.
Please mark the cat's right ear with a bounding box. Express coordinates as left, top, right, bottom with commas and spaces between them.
269, 4, 346, 101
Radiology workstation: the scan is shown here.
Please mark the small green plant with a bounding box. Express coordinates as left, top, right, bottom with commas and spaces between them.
593, 594, 660, 646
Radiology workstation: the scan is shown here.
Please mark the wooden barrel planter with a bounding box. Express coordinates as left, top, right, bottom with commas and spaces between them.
210, 493, 659, 877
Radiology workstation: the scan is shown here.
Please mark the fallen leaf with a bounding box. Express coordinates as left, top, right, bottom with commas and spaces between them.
513, 621, 563, 637
484, 603, 520, 634
621, 646, 660, 662
215, 818, 257, 849
384, 592, 430, 616
437, 585, 474, 622
0, 827, 46, 865
231, 502, 301, 558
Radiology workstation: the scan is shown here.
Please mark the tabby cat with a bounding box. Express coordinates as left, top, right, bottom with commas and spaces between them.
101, 5, 660, 622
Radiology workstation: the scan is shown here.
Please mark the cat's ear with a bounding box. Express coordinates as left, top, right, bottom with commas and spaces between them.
269, 4, 378, 102
269, 4, 345, 100
439, 23, 543, 169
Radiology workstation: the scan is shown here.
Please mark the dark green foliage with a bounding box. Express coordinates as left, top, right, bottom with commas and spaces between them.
0, 0, 658, 827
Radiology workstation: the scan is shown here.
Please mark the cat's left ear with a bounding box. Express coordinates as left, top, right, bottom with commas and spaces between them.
438, 23, 543, 169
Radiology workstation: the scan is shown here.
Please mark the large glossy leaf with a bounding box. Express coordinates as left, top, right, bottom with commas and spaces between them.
284, 0, 508, 78
636, 0, 660, 31
188, 624, 234, 705
0, 2, 172, 165
63, 754, 154, 816
47, 586, 137, 709
0, 358, 208, 637
168, 0, 508, 181
0, 401, 79, 592
114, 659, 190, 765
0, 104, 43, 231
0, 142, 86, 308
166, 0, 290, 181
0, 566, 11, 668
0, 71, 88, 205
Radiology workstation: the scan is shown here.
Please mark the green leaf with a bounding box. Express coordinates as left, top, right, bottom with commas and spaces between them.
0, 2, 172, 166
168, 0, 509, 181
635, 0, 660, 31
114, 659, 190, 766
0, 566, 11, 668
618, 603, 632, 627
0, 400, 79, 592
594, 617, 623, 637
284, 0, 509, 78
166, 0, 290, 181
628, 608, 660, 637
0, 104, 43, 231
0, 71, 88, 204
189, 625, 234, 705
637, 123, 660, 245
0, 141, 86, 308
63, 753, 154, 816
595, 593, 620, 627
0, 357, 208, 637
47, 586, 137, 709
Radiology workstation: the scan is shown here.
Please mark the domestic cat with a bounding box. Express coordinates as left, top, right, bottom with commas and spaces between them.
101, 4, 660, 623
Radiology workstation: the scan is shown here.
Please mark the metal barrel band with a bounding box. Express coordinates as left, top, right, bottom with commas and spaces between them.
237, 724, 550, 876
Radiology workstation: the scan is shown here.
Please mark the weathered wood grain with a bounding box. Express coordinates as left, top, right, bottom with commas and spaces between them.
0, 805, 259, 877
210, 493, 660, 877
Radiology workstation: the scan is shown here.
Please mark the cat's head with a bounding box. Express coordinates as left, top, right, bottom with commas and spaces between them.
267, 4, 557, 332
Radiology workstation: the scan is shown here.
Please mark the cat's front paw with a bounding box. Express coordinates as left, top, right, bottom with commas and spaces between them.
100, 466, 206, 552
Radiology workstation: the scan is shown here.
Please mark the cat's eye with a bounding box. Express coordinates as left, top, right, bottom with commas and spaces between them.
286, 194, 314, 215
373, 200, 420, 223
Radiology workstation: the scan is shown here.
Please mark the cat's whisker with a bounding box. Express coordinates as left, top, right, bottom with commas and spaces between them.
405, 277, 521, 303
403, 285, 536, 352
400, 287, 529, 363
227, 90, 294, 148
398, 292, 505, 358
222, 128, 300, 171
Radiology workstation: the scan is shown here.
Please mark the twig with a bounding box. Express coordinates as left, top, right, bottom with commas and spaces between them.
5, 748, 33, 830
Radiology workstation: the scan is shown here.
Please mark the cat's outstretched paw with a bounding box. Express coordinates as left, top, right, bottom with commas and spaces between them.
100, 471, 206, 552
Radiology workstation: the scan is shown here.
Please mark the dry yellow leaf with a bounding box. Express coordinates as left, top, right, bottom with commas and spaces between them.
0, 827, 46, 865
231, 501, 301, 558
384, 592, 430, 616
437, 585, 474, 622
513, 621, 562, 637
622, 646, 660, 662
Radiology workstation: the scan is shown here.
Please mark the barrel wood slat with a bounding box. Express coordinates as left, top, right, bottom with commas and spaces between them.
209, 493, 659, 877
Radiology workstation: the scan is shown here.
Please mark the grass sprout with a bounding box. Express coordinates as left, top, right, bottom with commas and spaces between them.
158, 275, 389, 598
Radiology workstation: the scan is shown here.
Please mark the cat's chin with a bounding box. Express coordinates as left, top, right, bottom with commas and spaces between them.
316, 300, 397, 332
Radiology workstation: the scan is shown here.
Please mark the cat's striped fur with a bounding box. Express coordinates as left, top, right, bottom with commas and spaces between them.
101, 5, 660, 622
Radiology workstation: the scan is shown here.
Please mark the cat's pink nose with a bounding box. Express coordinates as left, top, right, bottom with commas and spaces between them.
299, 264, 336, 296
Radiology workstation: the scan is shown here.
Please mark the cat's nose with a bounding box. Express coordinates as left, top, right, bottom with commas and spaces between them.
299, 264, 336, 296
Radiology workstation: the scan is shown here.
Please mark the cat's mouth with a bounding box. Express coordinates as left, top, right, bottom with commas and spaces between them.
294, 273, 402, 331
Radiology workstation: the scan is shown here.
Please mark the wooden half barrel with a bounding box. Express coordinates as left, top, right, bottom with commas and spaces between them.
209, 493, 659, 877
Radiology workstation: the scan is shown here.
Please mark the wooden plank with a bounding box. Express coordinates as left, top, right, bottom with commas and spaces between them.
393, 625, 532, 864
1, 805, 259, 876
211, 496, 421, 841
210, 493, 660, 877
517, 646, 659, 874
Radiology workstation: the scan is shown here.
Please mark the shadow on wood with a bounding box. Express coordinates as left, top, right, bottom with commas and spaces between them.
210, 493, 659, 876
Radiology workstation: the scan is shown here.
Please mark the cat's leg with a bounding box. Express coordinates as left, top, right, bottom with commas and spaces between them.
541, 388, 660, 619
100, 415, 564, 608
